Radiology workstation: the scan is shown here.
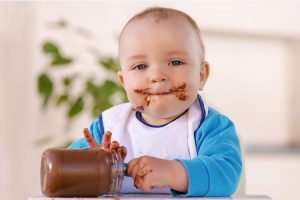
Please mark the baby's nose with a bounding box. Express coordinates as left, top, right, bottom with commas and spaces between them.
149, 66, 168, 83
151, 76, 167, 83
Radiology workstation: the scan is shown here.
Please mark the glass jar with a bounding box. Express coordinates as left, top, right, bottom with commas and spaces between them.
40, 148, 127, 197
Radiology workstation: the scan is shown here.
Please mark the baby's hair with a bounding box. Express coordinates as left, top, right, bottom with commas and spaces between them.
119, 6, 205, 60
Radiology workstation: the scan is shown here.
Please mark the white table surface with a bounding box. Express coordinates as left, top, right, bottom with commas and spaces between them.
28, 194, 272, 200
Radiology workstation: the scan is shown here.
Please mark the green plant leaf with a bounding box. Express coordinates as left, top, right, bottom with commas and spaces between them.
43, 41, 73, 67
67, 96, 84, 118
43, 42, 59, 54
99, 57, 119, 72
56, 94, 69, 106
92, 101, 112, 117
91, 80, 124, 117
85, 79, 96, 93
63, 77, 72, 87
37, 73, 53, 107
101, 80, 118, 96
51, 55, 72, 66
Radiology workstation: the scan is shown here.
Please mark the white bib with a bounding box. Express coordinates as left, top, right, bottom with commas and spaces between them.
101, 94, 207, 193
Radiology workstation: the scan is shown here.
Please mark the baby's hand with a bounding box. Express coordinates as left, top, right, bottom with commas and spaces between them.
83, 128, 127, 161
127, 156, 177, 191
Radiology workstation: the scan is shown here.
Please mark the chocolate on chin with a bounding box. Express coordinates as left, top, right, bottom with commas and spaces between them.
40, 148, 121, 197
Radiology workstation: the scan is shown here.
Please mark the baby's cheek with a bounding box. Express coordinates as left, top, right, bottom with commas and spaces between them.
186, 79, 200, 93
125, 80, 148, 108
127, 91, 145, 108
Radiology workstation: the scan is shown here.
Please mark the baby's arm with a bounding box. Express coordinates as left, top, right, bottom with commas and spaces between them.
173, 110, 242, 197
128, 109, 242, 197
127, 156, 188, 193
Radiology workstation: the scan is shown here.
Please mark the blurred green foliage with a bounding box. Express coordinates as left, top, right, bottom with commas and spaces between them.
43, 42, 73, 66
36, 20, 127, 131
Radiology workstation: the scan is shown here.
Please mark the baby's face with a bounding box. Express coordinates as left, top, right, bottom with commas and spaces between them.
118, 16, 204, 121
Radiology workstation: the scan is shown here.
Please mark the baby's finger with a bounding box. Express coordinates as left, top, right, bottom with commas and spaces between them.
134, 175, 141, 189
118, 146, 127, 162
136, 167, 154, 192
110, 141, 120, 151
130, 161, 141, 181
137, 165, 149, 179
101, 131, 112, 150
137, 155, 149, 170
127, 158, 137, 176
139, 177, 154, 192
127, 158, 139, 177
83, 128, 98, 148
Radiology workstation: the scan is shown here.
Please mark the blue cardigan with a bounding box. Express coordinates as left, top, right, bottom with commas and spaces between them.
69, 107, 242, 197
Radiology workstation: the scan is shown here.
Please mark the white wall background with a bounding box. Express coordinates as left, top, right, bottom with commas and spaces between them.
0, 1, 300, 200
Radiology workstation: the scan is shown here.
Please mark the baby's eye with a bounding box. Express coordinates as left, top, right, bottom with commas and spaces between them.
133, 64, 148, 71
170, 60, 184, 66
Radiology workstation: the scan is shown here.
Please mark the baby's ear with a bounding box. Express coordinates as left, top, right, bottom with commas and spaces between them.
199, 61, 210, 90
117, 70, 125, 87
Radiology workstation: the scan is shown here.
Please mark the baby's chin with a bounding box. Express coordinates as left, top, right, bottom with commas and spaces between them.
145, 109, 180, 119
142, 103, 189, 120
130, 93, 195, 118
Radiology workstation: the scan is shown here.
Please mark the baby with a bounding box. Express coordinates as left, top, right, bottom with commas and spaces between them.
69, 7, 242, 197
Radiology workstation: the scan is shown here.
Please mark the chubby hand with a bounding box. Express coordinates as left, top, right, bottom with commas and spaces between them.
82, 128, 127, 162
127, 155, 188, 192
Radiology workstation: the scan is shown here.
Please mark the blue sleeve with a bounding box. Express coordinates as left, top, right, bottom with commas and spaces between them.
172, 108, 242, 197
68, 117, 104, 148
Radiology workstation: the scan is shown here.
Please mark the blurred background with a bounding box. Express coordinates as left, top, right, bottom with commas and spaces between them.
0, 1, 299, 200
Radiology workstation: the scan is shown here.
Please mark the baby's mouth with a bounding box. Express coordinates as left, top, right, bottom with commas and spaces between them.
134, 83, 186, 96
133, 83, 188, 111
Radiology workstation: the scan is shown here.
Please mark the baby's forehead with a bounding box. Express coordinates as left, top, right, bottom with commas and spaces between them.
118, 10, 205, 61
132, 11, 184, 24
122, 13, 193, 34
119, 15, 200, 48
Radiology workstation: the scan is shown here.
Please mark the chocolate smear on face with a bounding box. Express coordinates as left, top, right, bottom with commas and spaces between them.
175, 91, 188, 100
135, 96, 150, 111
133, 82, 188, 106
174, 83, 188, 101
145, 96, 151, 106
173, 83, 188, 100
133, 88, 148, 94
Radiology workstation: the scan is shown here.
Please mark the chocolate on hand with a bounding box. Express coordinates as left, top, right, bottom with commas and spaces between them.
127, 155, 174, 192
83, 128, 127, 162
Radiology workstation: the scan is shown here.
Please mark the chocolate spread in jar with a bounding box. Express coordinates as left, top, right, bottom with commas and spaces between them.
40, 148, 124, 197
